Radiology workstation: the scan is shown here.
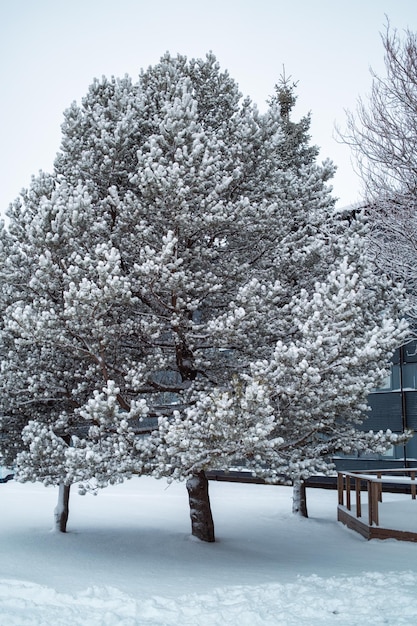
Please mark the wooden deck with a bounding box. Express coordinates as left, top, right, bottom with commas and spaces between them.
338, 469, 417, 542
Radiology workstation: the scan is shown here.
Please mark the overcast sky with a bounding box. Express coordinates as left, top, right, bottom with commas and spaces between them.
1, 0, 417, 214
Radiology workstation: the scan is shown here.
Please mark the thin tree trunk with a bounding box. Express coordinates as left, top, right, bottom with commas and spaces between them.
292, 480, 308, 517
186, 470, 215, 542
54, 483, 71, 532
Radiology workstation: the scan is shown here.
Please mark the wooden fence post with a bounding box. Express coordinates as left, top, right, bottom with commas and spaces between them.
346, 476, 351, 511
337, 473, 344, 506
355, 477, 361, 518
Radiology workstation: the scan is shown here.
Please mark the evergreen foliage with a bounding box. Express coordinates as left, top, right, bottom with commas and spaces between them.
0, 53, 408, 531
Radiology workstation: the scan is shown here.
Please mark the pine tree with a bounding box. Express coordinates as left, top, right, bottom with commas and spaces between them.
0, 54, 407, 539
0, 54, 279, 534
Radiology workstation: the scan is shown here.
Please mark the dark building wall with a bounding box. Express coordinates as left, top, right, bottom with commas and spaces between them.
365, 393, 403, 432
335, 340, 417, 470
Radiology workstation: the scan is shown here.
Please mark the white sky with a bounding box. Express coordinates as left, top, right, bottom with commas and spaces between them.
1, 0, 417, 213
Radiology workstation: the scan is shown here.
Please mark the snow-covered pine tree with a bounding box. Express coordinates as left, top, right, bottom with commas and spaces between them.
239, 236, 409, 516
0, 54, 296, 535
0, 55, 407, 538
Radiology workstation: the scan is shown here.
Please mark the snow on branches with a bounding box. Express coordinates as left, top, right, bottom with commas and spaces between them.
0, 53, 408, 534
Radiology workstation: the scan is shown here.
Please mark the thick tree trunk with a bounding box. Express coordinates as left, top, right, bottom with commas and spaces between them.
186, 470, 215, 542
54, 483, 71, 532
292, 480, 308, 518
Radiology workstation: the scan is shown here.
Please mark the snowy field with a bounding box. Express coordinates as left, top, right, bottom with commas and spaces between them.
1, 477, 417, 625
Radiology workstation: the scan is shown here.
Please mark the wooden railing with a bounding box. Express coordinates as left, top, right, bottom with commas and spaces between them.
337, 468, 417, 541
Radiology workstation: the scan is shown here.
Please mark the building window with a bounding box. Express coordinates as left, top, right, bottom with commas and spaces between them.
373, 366, 400, 391
402, 363, 417, 390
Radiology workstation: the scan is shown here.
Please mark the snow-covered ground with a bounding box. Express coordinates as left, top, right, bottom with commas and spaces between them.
1, 476, 417, 625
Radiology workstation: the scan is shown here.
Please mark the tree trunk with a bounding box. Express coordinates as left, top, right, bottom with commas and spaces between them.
54, 483, 71, 532
292, 480, 308, 517
186, 470, 215, 542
